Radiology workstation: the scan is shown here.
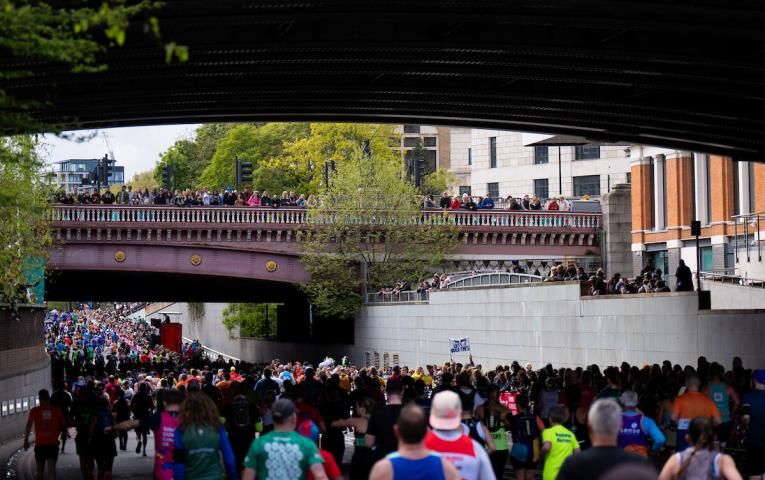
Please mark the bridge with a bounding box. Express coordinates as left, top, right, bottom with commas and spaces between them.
46, 205, 601, 299
4, 1, 765, 161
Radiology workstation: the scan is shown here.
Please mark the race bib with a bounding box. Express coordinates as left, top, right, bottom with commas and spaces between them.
678, 418, 690, 430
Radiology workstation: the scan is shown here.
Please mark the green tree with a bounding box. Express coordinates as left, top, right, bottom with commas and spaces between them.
300, 148, 459, 319
129, 169, 158, 191
0, 136, 52, 303
222, 303, 278, 339
198, 123, 310, 190
0, 0, 186, 133
270, 123, 399, 194
154, 139, 196, 190
420, 168, 459, 196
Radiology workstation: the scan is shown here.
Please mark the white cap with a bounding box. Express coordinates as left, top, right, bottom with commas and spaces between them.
430, 390, 462, 430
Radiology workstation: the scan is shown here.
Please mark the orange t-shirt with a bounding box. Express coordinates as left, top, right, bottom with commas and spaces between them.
672, 391, 721, 420
29, 405, 65, 445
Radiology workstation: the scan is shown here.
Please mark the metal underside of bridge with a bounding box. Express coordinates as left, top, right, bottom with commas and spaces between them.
4, 1, 765, 161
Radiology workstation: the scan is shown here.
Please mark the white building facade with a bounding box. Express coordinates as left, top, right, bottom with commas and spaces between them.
447, 129, 631, 201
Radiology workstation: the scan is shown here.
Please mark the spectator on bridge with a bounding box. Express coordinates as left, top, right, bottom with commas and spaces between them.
547, 197, 560, 211
522, 194, 531, 209
247, 191, 261, 206
462, 194, 478, 211
558, 196, 570, 211
424, 194, 436, 208
116, 185, 130, 204
297, 194, 307, 207
479, 193, 495, 209
506, 196, 522, 210
450, 195, 461, 209
440, 191, 451, 209
529, 195, 542, 210
307, 194, 319, 207
557, 399, 653, 480
675, 259, 694, 292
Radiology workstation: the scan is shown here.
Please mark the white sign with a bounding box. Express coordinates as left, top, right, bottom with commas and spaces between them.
449, 337, 471, 354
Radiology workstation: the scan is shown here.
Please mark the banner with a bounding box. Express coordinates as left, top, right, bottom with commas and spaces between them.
449, 337, 471, 354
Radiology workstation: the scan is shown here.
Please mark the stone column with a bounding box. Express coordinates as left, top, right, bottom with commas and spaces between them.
601, 183, 633, 278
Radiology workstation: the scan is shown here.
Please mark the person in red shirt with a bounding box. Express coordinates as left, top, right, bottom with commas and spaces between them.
297, 420, 342, 480
24, 389, 66, 480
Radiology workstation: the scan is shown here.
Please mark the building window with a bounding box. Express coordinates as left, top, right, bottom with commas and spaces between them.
459, 186, 472, 196
573, 175, 601, 197
403, 137, 420, 148
626, 172, 631, 183
489, 137, 497, 168
534, 179, 549, 199
403, 124, 420, 134
487, 182, 499, 198
574, 144, 601, 160
700, 246, 714, 271
468, 148, 472, 166
423, 137, 437, 147
424, 150, 437, 176
534, 146, 549, 164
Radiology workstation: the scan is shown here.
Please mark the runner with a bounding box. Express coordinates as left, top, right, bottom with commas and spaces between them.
241, 398, 327, 480
424, 390, 496, 480
108, 389, 184, 480
330, 397, 374, 480
541, 405, 579, 480
365, 378, 404, 463
672, 376, 721, 451
508, 394, 543, 480
24, 389, 66, 480
172, 393, 238, 480
369, 404, 459, 480
658, 417, 742, 480
617, 390, 666, 456
480, 384, 512, 479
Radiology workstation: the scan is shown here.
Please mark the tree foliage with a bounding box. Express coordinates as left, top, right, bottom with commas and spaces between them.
269, 123, 399, 195
129, 169, 158, 191
300, 148, 460, 319
221, 303, 278, 339
0, 0, 186, 133
198, 123, 310, 190
421, 168, 459, 196
0, 136, 52, 303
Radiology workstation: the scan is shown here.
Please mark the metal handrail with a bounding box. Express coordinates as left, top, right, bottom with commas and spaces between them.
732, 212, 764, 263
699, 271, 765, 288
181, 336, 241, 363
365, 272, 546, 304
447, 272, 544, 288
366, 290, 428, 304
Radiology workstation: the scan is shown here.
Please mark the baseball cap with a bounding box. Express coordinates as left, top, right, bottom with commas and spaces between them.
430, 390, 462, 430
271, 398, 296, 423
754, 370, 765, 385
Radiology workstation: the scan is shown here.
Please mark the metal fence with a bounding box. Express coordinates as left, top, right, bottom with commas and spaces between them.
699, 271, 765, 288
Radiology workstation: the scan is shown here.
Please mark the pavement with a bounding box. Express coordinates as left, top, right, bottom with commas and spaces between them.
14, 430, 154, 480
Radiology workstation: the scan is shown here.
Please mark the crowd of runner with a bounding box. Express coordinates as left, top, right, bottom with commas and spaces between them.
27, 305, 763, 480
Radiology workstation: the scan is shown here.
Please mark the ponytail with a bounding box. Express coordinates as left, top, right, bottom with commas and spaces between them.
675, 417, 716, 478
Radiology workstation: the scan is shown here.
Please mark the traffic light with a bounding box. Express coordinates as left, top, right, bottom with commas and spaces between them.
235, 158, 253, 189
161, 165, 172, 191
103, 155, 113, 185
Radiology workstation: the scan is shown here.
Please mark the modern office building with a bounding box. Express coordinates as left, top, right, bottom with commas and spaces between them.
45, 157, 125, 193
630, 147, 765, 286
446, 129, 631, 200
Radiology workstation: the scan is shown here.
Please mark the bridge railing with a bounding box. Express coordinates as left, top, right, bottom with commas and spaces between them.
366, 272, 546, 304
700, 271, 765, 288
49, 205, 601, 229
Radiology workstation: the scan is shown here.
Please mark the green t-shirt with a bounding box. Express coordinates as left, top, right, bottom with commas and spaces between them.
243, 430, 323, 480
541, 424, 578, 480
180, 425, 225, 480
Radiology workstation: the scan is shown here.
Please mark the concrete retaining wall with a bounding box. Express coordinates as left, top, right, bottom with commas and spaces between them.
0, 306, 50, 444
701, 280, 765, 310
352, 283, 765, 369
152, 303, 349, 364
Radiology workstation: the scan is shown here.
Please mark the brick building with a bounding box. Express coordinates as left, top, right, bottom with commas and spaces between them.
630, 146, 765, 287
